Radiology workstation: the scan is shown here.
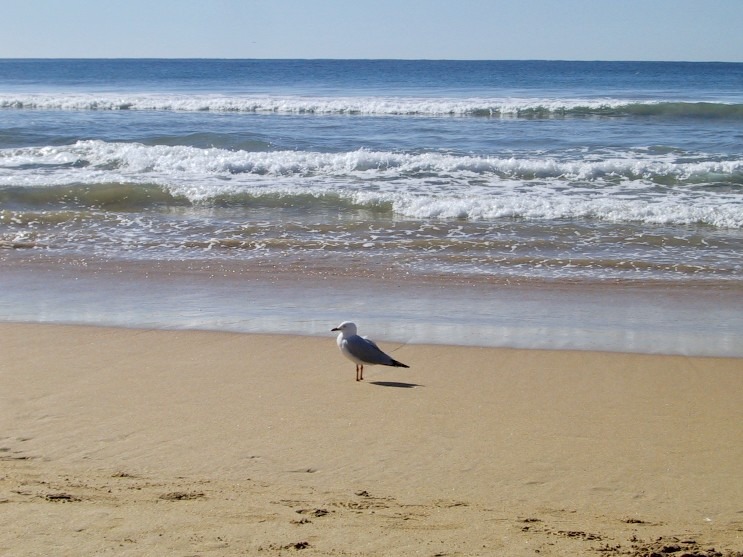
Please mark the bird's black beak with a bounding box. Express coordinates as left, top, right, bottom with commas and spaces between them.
331, 327, 339, 331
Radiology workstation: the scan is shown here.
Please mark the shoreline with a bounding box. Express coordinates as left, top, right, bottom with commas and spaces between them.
2, 255, 743, 357
2, 323, 742, 556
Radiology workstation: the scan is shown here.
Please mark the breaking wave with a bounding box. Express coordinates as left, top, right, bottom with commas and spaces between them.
1, 141, 741, 228
3, 94, 743, 119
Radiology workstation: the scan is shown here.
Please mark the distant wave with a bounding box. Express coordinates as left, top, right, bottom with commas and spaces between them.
2, 94, 742, 119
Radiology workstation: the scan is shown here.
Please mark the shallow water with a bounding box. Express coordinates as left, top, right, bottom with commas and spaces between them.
2, 261, 741, 357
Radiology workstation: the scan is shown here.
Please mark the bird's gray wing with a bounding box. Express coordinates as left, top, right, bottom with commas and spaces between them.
344, 335, 394, 365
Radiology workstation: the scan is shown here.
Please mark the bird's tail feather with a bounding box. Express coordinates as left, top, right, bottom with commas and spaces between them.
390, 359, 409, 368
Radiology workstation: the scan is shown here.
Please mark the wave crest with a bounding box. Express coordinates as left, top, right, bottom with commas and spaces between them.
3, 94, 742, 119
2, 140, 740, 183
2, 141, 741, 228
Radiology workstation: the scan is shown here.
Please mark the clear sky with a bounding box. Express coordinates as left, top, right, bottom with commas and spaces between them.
2, 0, 742, 61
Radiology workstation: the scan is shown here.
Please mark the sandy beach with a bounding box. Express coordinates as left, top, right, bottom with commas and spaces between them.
1, 322, 741, 556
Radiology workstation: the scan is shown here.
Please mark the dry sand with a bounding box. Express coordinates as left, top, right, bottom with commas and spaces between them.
1, 322, 741, 556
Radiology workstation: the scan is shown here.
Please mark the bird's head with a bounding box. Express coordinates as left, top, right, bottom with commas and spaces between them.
331, 321, 357, 336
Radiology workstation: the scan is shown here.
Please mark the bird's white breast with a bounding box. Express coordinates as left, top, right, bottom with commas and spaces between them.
338, 334, 363, 364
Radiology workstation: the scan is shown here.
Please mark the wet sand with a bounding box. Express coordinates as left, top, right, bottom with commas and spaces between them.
2, 323, 742, 556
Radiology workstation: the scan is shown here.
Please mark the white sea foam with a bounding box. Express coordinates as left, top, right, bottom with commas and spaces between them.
5, 93, 742, 119
2, 141, 741, 228
0, 93, 663, 116
3, 140, 741, 179
389, 192, 742, 227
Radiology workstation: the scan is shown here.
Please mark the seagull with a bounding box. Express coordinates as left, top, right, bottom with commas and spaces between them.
331, 321, 409, 381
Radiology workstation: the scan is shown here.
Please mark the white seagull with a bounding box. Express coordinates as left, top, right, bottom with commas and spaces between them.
331, 321, 409, 381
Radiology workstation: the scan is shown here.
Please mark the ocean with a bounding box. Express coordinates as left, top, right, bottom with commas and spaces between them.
1, 59, 742, 355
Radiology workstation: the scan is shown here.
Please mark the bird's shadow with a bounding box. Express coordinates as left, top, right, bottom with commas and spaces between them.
369, 381, 423, 389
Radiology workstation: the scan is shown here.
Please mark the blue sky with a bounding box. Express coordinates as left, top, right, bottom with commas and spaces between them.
3, 0, 742, 61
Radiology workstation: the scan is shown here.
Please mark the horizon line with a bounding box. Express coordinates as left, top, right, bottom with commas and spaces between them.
1, 56, 741, 64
